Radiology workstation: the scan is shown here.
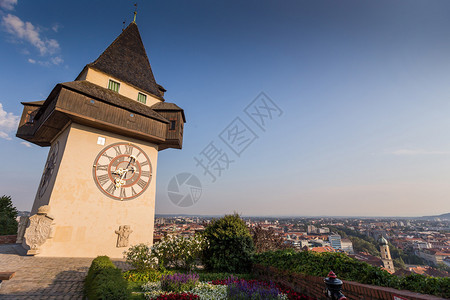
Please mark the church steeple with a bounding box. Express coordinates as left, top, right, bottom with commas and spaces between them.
87, 22, 162, 99
379, 236, 395, 273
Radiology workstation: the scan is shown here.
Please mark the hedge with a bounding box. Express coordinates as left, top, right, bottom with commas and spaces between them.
253, 249, 450, 298
84, 255, 131, 300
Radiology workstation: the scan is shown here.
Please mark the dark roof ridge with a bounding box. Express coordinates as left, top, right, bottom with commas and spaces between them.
21, 100, 45, 106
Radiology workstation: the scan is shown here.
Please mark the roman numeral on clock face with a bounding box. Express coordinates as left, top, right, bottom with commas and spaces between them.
102, 153, 114, 162
106, 183, 115, 194
137, 178, 147, 189
97, 174, 110, 186
113, 145, 122, 156
96, 164, 109, 171
140, 160, 149, 167
141, 170, 151, 178
120, 188, 127, 199
124, 145, 133, 155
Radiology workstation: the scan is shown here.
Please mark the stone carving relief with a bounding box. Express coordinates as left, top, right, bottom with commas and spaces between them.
16, 216, 29, 244
24, 205, 55, 255
115, 225, 133, 248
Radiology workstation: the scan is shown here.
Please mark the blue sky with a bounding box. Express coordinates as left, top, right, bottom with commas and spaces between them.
1, 0, 450, 217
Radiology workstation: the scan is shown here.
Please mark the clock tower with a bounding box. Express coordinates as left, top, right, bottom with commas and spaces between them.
16, 22, 185, 257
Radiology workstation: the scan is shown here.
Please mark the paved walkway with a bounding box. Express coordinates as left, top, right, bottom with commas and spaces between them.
0, 244, 129, 299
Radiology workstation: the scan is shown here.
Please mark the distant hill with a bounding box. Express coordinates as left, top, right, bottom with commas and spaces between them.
419, 213, 450, 220
17, 211, 30, 217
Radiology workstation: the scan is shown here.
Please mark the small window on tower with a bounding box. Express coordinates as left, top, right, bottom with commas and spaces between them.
108, 79, 120, 92
25, 111, 35, 124
137, 92, 147, 104
169, 120, 176, 131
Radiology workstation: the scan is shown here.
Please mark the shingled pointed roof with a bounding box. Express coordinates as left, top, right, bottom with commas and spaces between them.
87, 22, 163, 99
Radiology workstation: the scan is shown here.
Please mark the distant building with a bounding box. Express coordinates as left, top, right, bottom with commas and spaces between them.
341, 238, 354, 254
416, 248, 450, 266
155, 218, 165, 225
379, 236, 395, 273
329, 234, 342, 250
318, 227, 330, 234
307, 225, 316, 234
307, 225, 329, 234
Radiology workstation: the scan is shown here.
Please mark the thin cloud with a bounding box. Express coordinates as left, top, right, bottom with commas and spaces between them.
0, 0, 17, 11
21, 141, 31, 148
51, 23, 61, 33
0, 103, 19, 140
391, 149, 449, 156
50, 56, 63, 65
1, 13, 60, 55
30, 55, 64, 66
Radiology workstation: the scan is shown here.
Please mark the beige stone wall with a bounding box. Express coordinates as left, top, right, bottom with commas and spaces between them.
29, 122, 158, 258
83, 68, 162, 106
31, 127, 71, 215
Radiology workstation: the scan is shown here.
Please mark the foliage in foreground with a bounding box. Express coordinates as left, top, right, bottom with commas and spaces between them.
0, 195, 18, 235
123, 269, 175, 282
161, 273, 199, 293
254, 249, 450, 298
153, 234, 205, 270
142, 281, 227, 300
142, 274, 314, 300
124, 244, 158, 271
227, 279, 286, 300
125, 234, 204, 272
251, 224, 292, 253
84, 256, 131, 300
210, 277, 314, 300
202, 213, 254, 273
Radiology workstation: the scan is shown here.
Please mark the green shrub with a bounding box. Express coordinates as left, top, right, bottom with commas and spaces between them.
152, 234, 205, 270
202, 214, 254, 273
85, 256, 116, 293
254, 249, 450, 298
88, 267, 130, 300
124, 244, 157, 271
84, 256, 130, 300
123, 269, 174, 282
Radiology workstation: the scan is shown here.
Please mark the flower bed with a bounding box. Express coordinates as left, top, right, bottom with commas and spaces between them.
142, 273, 314, 300
211, 277, 315, 300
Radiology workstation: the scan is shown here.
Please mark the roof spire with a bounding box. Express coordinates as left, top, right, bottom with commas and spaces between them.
87, 21, 163, 98
133, 3, 137, 23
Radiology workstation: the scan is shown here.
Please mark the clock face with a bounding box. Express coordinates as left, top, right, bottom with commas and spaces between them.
38, 141, 59, 198
92, 142, 152, 200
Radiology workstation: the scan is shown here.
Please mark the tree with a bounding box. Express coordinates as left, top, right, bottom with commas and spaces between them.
202, 213, 254, 273
348, 236, 380, 256
436, 263, 450, 273
251, 225, 292, 253
393, 257, 406, 269
0, 195, 18, 235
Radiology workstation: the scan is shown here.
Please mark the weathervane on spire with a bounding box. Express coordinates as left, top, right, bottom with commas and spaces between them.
133, 3, 138, 23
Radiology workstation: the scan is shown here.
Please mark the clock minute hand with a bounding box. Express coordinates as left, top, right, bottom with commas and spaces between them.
125, 155, 137, 169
